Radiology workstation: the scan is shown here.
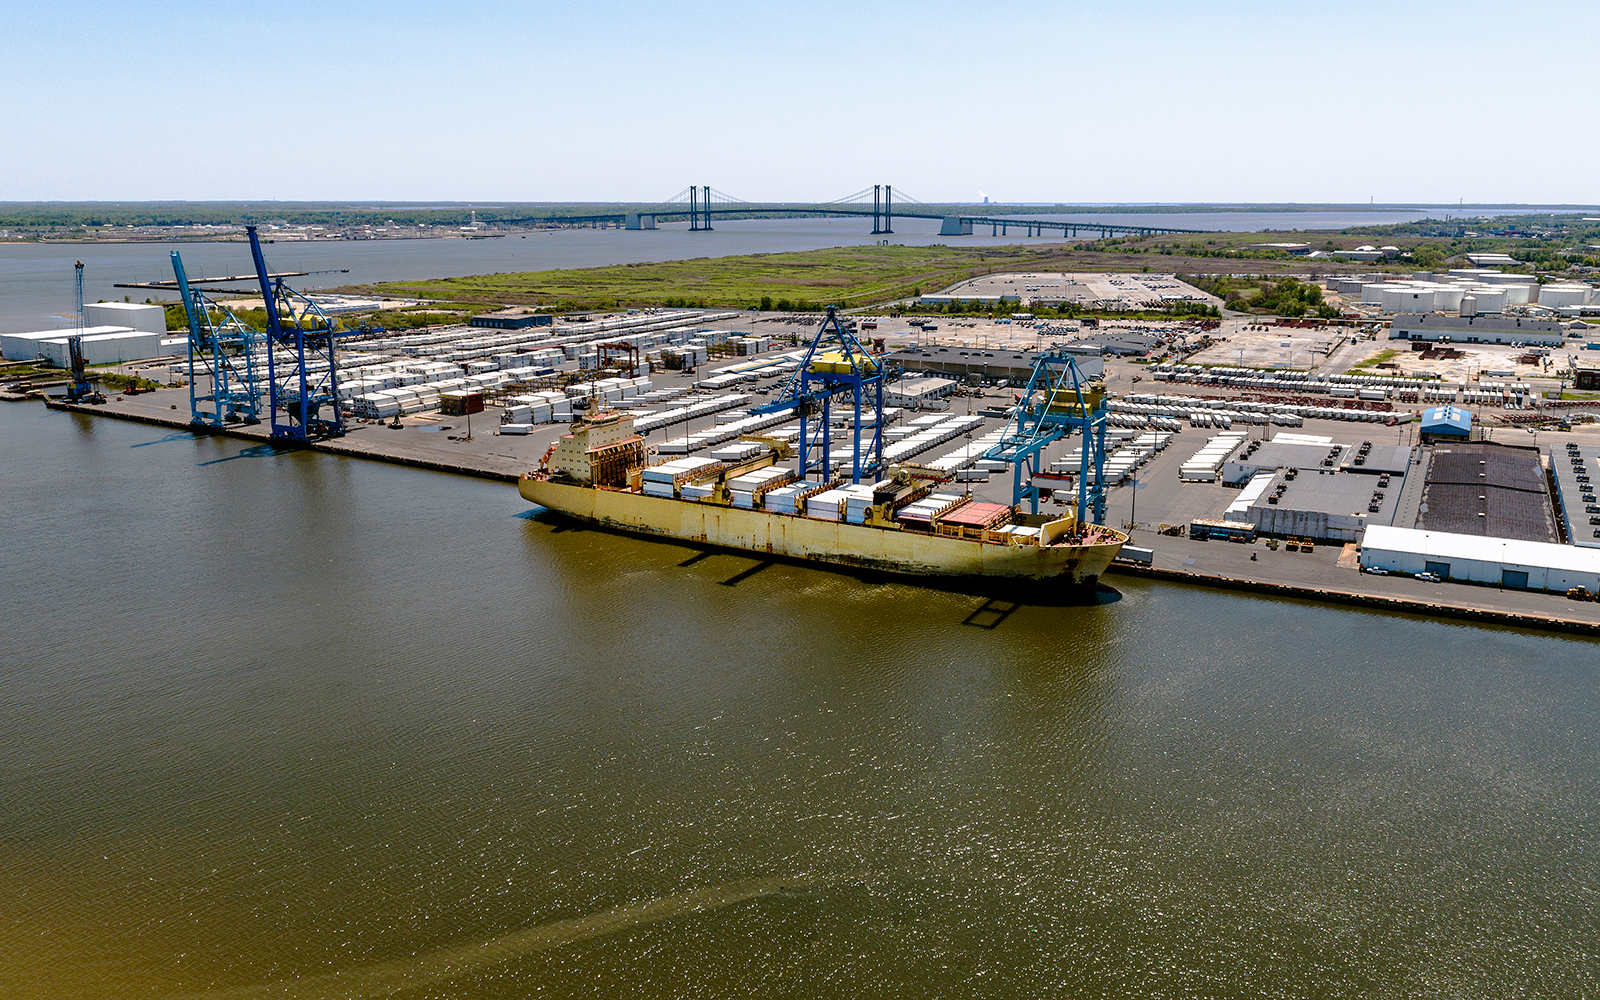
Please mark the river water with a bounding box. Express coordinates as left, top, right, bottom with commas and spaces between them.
0, 210, 1445, 333
3, 396, 1598, 998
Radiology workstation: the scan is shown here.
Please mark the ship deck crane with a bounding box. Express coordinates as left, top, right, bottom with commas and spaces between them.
982, 352, 1109, 525
750, 305, 887, 483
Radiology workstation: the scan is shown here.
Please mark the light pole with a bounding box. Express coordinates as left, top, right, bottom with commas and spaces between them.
1129, 464, 1139, 533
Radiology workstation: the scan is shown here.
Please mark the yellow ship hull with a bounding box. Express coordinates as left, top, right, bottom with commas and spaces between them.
519, 476, 1125, 586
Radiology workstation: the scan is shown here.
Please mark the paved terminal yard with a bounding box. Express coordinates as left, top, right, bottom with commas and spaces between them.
27, 312, 1600, 635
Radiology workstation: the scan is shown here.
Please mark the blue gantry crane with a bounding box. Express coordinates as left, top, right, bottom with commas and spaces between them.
752, 306, 887, 483
246, 226, 344, 442
983, 352, 1109, 525
171, 250, 265, 428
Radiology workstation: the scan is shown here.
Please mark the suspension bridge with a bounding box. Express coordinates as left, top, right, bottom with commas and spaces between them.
493, 186, 1204, 239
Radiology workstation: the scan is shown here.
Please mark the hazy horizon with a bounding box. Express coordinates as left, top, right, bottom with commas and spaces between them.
5, 1, 1596, 204
4, 200, 1600, 211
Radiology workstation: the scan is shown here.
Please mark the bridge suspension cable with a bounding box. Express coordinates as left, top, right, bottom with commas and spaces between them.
820, 188, 876, 205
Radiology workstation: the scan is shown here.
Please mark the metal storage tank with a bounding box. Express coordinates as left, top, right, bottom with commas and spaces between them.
1539, 284, 1593, 308
1382, 287, 1435, 313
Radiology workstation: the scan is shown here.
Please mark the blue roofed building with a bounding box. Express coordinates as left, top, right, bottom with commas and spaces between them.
1420, 405, 1473, 442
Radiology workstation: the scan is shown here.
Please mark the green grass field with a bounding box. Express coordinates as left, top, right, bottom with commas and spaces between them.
341, 244, 1100, 311
334, 238, 1380, 313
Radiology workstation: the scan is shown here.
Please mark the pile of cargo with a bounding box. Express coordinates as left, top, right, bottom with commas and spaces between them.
704, 349, 805, 377
709, 442, 764, 463
565, 377, 654, 406
995, 524, 1043, 544
1150, 364, 1441, 397
880, 414, 986, 465
502, 390, 573, 426
925, 429, 1008, 482
726, 466, 797, 508
662, 346, 708, 370
657, 409, 791, 455
1115, 394, 1390, 425
764, 484, 805, 514
832, 406, 902, 429
360, 309, 738, 368
806, 483, 883, 521
844, 486, 881, 524
1054, 431, 1174, 484
1107, 412, 1184, 431
641, 457, 722, 498
895, 493, 968, 531
350, 386, 441, 420
348, 369, 508, 419
338, 360, 462, 404
634, 394, 750, 434
885, 413, 948, 442
1179, 431, 1249, 482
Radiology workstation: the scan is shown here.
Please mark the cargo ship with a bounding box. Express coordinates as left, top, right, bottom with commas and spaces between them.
518, 411, 1126, 586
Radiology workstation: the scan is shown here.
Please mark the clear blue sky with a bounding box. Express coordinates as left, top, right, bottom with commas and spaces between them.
4, 0, 1595, 204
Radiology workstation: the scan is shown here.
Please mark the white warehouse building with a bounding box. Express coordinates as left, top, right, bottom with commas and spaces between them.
885, 376, 958, 409
0, 325, 162, 363
1359, 524, 1600, 592
83, 301, 167, 334
1387, 313, 1565, 346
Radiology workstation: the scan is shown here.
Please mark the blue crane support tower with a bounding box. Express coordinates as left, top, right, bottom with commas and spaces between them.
983, 352, 1109, 525
752, 306, 887, 484
62, 262, 103, 404
247, 226, 344, 442
170, 251, 265, 428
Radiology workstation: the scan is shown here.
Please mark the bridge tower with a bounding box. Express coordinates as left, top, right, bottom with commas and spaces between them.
688, 185, 714, 231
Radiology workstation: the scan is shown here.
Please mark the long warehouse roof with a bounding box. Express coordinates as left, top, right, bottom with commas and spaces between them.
1362, 524, 1600, 573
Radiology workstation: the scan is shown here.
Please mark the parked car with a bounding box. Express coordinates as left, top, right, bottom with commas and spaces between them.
1364, 566, 1389, 576
1414, 572, 1442, 583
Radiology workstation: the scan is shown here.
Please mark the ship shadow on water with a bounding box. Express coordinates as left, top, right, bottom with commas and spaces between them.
197, 443, 281, 466
129, 431, 196, 448
517, 505, 1123, 618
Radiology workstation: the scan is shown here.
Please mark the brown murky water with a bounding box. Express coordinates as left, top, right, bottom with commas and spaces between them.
3, 403, 1597, 998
